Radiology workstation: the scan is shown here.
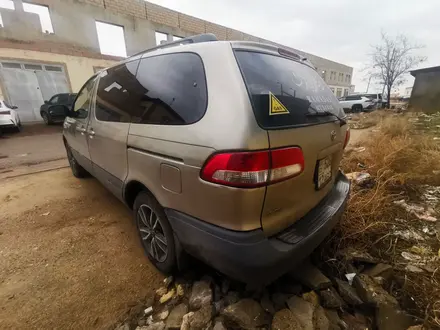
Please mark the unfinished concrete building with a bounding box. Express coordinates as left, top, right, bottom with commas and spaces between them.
0, 0, 353, 122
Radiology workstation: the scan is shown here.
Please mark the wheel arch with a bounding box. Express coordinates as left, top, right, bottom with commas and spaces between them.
123, 180, 158, 210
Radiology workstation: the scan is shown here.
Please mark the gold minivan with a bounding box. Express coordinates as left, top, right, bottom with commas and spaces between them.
63, 34, 350, 285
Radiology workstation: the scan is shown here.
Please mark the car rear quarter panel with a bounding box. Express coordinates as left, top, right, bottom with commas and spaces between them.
126, 42, 269, 231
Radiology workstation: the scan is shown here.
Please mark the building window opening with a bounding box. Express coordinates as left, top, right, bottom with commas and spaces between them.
23, 2, 54, 33
0, 0, 14, 10
155, 31, 168, 45
0, 0, 15, 27
173, 35, 183, 41
96, 21, 127, 57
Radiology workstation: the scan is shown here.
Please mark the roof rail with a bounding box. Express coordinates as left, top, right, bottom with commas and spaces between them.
132, 33, 218, 57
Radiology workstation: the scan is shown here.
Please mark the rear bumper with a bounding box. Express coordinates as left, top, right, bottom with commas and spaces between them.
165, 171, 350, 285
0, 118, 18, 127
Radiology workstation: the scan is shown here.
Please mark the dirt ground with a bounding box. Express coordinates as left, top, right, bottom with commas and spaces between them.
0, 169, 163, 329
0, 124, 68, 179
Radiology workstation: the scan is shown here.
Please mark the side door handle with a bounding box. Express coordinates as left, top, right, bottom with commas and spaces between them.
88, 128, 95, 138
76, 127, 86, 135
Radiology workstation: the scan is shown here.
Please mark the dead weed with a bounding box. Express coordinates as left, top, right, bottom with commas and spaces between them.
330, 115, 440, 327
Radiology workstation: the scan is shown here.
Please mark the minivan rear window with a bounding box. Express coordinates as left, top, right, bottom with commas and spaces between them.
235, 51, 345, 129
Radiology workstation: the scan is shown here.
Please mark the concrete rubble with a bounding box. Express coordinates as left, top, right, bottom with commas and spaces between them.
113, 253, 424, 330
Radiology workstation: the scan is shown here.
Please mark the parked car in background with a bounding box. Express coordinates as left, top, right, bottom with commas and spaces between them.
40, 93, 77, 125
339, 95, 375, 112
356, 93, 384, 109
63, 34, 350, 285
0, 100, 21, 135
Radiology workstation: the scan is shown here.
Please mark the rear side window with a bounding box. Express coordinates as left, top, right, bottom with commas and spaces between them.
235, 51, 344, 129
94, 60, 140, 123
345, 95, 361, 101
132, 53, 207, 125
57, 94, 68, 103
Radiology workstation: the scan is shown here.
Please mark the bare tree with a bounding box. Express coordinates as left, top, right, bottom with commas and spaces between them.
369, 32, 426, 108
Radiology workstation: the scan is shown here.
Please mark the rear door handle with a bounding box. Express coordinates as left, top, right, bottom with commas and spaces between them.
76, 127, 86, 135
88, 129, 95, 138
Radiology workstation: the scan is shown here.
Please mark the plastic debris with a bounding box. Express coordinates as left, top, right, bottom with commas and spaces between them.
405, 265, 424, 273
345, 273, 356, 286
41, 212, 50, 216
394, 230, 425, 241
394, 199, 437, 222
401, 252, 422, 261
144, 306, 153, 315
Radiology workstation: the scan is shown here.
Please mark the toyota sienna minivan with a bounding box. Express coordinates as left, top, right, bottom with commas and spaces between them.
63, 34, 350, 285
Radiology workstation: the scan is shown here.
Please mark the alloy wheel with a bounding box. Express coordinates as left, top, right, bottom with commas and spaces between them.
137, 204, 168, 263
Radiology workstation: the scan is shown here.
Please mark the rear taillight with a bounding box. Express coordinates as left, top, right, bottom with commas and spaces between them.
0, 110, 10, 115
200, 147, 304, 188
343, 128, 350, 149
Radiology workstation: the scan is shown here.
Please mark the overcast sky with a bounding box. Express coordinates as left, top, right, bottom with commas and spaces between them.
148, 0, 439, 94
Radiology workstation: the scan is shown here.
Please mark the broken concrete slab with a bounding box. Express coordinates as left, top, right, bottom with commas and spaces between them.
325, 309, 342, 330
338, 247, 380, 264
313, 305, 330, 330
271, 292, 291, 311
319, 287, 347, 309
341, 312, 371, 330
260, 292, 275, 315
289, 261, 332, 290
363, 263, 393, 280
354, 274, 398, 307
165, 303, 188, 330
271, 309, 303, 330
189, 281, 212, 310
376, 304, 416, 330
221, 299, 269, 329
286, 296, 315, 330
184, 304, 213, 330
335, 278, 363, 306
302, 291, 320, 307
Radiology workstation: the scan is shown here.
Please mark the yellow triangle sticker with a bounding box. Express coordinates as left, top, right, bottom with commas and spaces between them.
269, 92, 290, 116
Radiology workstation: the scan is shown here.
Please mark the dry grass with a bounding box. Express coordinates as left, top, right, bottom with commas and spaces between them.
327, 114, 440, 327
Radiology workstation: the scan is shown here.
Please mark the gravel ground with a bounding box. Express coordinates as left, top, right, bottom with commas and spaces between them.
0, 169, 163, 329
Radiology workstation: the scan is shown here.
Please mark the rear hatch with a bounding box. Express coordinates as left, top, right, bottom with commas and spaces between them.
234, 48, 349, 236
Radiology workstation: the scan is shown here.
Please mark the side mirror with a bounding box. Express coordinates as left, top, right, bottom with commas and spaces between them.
44, 100, 49, 104
11, 106, 18, 109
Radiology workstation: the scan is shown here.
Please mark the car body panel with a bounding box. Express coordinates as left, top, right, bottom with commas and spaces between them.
0, 101, 20, 128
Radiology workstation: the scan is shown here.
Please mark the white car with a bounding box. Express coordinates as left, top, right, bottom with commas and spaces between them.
0, 100, 21, 133
339, 95, 375, 113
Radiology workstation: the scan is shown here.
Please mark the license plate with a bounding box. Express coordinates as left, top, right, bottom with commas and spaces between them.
316, 156, 332, 189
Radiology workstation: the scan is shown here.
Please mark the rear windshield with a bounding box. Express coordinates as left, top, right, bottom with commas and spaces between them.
235, 51, 345, 129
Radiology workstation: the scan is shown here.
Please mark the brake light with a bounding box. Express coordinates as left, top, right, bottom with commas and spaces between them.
343, 128, 350, 149
200, 147, 304, 188
0, 110, 10, 115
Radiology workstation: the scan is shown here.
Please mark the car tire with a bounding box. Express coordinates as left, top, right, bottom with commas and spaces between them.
352, 104, 363, 113
65, 142, 89, 178
42, 112, 53, 125
133, 192, 177, 274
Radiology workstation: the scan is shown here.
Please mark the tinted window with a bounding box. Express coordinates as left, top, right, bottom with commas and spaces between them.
345, 95, 361, 101
73, 77, 96, 119
235, 51, 344, 129
68, 94, 77, 104
50, 95, 59, 104
94, 60, 140, 123
57, 94, 69, 103
132, 53, 207, 125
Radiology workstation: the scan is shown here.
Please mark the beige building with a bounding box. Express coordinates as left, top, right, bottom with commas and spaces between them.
0, 0, 353, 122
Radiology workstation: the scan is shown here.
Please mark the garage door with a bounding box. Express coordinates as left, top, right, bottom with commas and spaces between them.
0, 62, 70, 122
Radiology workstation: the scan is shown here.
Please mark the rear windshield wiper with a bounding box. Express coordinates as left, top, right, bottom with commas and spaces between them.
306, 108, 347, 127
